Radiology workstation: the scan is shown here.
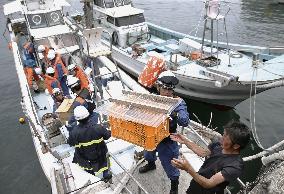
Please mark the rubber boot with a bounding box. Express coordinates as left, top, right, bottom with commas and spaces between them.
169, 179, 179, 194
102, 170, 112, 183
138, 161, 156, 173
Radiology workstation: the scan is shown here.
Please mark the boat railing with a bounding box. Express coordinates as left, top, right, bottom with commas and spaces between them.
268, 46, 284, 55
147, 22, 275, 55
109, 152, 150, 194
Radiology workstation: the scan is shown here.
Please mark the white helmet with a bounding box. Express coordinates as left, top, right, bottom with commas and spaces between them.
67, 76, 80, 88
46, 67, 55, 74
52, 88, 61, 95
34, 67, 42, 75
37, 45, 45, 53
74, 106, 90, 120
157, 70, 179, 89
68, 64, 76, 71
47, 50, 56, 60
38, 53, 44, 60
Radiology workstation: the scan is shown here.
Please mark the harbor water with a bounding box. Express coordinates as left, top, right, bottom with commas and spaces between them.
0, 0, 283, 193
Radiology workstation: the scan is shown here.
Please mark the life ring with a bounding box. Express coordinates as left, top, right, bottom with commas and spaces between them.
112, 31, 119, 46
32, 15, 42, 25
50, 12, 60, 23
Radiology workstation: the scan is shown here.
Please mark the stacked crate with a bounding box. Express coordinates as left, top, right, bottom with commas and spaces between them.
96, 90, 181, 151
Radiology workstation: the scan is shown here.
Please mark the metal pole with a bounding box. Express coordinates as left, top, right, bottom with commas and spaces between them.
201, 19, 207, 56
83, 0, 94, 29
223, 18, 230, 65
216, 19, 219, 68
210, 19, 213, 56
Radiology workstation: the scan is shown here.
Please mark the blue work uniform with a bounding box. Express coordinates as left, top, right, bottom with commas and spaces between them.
22, 42, 35, 66
67, 118, 111, 176
144, 99, 189, 180
54, 62, 70, 96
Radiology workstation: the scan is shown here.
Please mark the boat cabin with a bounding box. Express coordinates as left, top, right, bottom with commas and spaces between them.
4, 0, 80, 64
93, 0, 149, 48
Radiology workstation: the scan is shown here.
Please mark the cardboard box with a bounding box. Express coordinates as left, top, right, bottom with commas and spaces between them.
55, 98, 75, 123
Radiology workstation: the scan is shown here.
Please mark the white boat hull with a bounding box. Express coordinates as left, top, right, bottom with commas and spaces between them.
109, 44, 269, 107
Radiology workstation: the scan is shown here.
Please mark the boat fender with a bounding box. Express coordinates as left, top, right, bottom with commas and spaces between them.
8, 42, 12, 50
112, 31, 119, 46
19, 117, 26, 124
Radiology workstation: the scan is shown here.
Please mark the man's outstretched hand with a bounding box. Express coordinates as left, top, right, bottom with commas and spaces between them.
170, 133, 187, 144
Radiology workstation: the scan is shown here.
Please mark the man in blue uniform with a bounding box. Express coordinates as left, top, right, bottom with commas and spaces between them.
171, 121, 250, 194
67, 106, 112, 182
139, 70, 190, 194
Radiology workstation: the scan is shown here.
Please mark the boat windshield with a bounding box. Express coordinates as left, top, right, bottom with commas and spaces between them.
27, 10, 64, 29
105, 0, 115, 8
114, 0, 132, 6
35, 33, 79, 50
115, 13, 145, 27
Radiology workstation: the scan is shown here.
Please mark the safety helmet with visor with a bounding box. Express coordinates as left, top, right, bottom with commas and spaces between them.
52, 88, 62, 96
67, 76, 80, 89
46, 67, 55, 74
37, 45, 45, 53
68, 64, 76, 72
74, 106, 90, 121
34, 67, 42, 75
47, 50, 56, 60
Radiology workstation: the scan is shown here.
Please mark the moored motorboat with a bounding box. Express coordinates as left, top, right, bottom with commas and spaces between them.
89, 0, 284, 107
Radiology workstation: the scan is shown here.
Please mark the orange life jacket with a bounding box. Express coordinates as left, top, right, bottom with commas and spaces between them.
24, 67, 40, 87
52, 53, 68, 80
75, 66, 89, 90
42, 46, 50, 62
138, 56, 166, 88
44, 75, 62, 94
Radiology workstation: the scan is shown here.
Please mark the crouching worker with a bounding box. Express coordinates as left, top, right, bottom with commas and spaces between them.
139, 71, 189, 194
66, 76, 97, 131
52, 88, 65, 113
44, 67, 61, 95
67, 106, 112, 182
23, 59, 40, 93
68, 64, 90, 91
171, 121, 251, 194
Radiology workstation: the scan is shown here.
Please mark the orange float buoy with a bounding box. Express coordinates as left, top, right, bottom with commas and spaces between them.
19, 117, 26, 124
191, 51, 202, 60
8, 42, 12, 50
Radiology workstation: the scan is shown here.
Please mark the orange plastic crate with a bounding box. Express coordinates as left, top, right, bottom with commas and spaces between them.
109, 116, 169, 151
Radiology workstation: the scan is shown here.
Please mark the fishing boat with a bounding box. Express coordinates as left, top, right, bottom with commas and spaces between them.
90, 0, 284, 107
3, 0, 222, 193
3, 0, 284, 193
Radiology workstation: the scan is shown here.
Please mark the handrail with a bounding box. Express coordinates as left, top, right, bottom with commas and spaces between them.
108, 152, 150, 194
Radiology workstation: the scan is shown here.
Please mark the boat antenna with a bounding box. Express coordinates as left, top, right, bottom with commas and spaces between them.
82, 0, 94, 29
201, 0, 231, 66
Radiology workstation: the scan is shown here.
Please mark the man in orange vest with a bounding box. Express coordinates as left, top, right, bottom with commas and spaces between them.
68, 64, 90, 91
37, 44, 50, 64
23, 59, 40, 93
44, 67, 62, 95
47, 50, 70, 96
22, 42, 40, 93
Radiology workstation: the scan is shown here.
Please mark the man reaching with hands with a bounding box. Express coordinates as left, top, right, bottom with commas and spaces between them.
170, 121, 250, 194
